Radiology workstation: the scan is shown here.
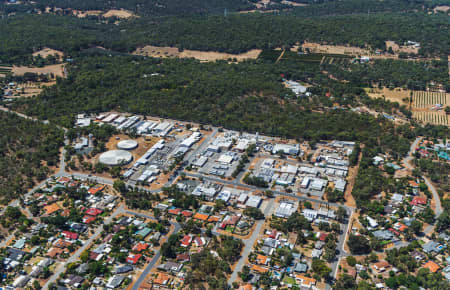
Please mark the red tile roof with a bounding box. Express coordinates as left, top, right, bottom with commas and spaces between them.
180, 235, 192, 247
423, 261, 439, 273
176, 253, 190, 262
388, 228, 400, 236
181, 210, 193, 217
319, 232, 329, 242
57, 177, 71, 184
411, 196, 427, 206
269, 230, 278, 239
194, 237, 206, 247
408, 180, 419, 187
132, 242, 149, 252
126, 254, 142, 264
85, 208, 103, 216
88, 185, 105, 195
83, 216, 96, 224
62, 231, 78, 240
193, 213, 209, 221
168, 208, 181, 215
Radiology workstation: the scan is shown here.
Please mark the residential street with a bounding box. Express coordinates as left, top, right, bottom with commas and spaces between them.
43, 204, 125, 289
402, 136, 443, 233
228, 198, 275, 284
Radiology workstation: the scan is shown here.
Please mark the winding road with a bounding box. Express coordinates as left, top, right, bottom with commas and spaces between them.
402, 137, 443, 234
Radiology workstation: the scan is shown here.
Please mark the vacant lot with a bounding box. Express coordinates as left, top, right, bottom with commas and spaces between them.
433, 5, 450, 13
2, 64, 66, 78
302, 41, 424, 59
32, 48, 64, 60
72, 10, 102, 18
133, 45, 261, 62
366, 87, 411, 106
102, 9, 136, 18
385, 40, 419, 54
302, 41, 375, 56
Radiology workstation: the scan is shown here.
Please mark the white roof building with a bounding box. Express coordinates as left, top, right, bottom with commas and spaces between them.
234, 139, 250, 152
275, 201, 298, 218
272, 143, 300, 155
367, 216, 379, 228
218, 154, 234, 164
217, 190, 231, 202
245, 195, 262, 208
334, 179, 346, 192
193, 156, 208, 167
302, 209, 318, 221
301, 177, 310, 188
280, 164, 298, 174
310, 178, 327, 191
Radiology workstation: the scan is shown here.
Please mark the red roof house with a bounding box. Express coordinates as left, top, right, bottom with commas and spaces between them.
180, 235, 192, 247
132, 242, 149, 252
85, 208, 103, 216
83, 216, 96, 224
181, 210, 193, 218
90, 252, 100, 260
126, 254, 142, 264
62, 231, 78, 240
408, 180, 419, 188
319, 232, 329, 242
57, 177, 71, 184
411, 196, 427, 206
269, 230, 278, 239
194, 237, 207, 247
177, 253, 190, 262
168, 208, 181, 215
388, 228, 400, 236
88, 185, 105, 195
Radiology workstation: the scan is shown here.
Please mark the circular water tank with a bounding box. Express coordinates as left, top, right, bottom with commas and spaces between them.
98, 150, 133, 166
117, 139, 138, 150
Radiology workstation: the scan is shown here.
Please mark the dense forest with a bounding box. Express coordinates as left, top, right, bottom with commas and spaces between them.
4, 0, 450, 16
32, 0, 254, 16
322, 59, 450, 91
14, 55, 416, 156
0, 10, 448, 64
0, 111, 64, 203
289, 0, 450, 16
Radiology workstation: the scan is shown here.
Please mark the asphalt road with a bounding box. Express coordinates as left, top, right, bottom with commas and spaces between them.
185, 172, 354, 213
228, 198, 275, 284
43, 204, 124, 289
402, 137, 443, 234
130, 223, 181, 290
3, 108, 356, 290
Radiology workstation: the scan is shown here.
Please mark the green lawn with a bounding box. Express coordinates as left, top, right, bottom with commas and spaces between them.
283, 276, 296, 285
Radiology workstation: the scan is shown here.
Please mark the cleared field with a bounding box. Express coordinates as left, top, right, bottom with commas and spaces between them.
72, 10, 102, 18
32, 48, 64, 60
385, 40, 419, 54
302, 41, 427, 59
433, 5, 450, 13
302, 41, 372, 56
102, 9, 136, 18
366, 87, 411, 106
133, 45, 261, 62
2, 64, 65, 78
